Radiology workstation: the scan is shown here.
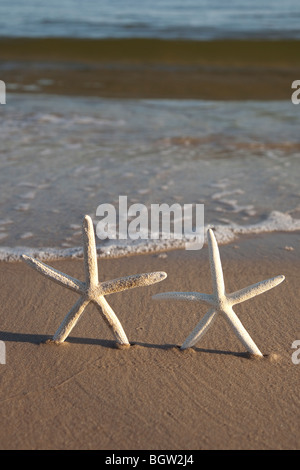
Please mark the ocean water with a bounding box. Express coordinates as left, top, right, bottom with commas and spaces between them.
0, 93, 299, 259
0, 2, 300, 259
0, 0, 300, 39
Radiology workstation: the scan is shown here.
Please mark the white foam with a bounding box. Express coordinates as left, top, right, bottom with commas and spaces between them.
20, 191, 36, 200
212, 211, 300, 244
0, 211, 299, 262
211, 189, 245, 200
14, 203, 30, 212
37, 113, 63, 123
20, 232, 34, 240
0, 219, 13, 226
72, 116, 125, 127
17, 182, 37, 188
219, 199, 256, 216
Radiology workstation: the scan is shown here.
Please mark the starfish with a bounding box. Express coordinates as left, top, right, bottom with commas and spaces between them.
153, 228, 285, 356
21, 215, 167, 346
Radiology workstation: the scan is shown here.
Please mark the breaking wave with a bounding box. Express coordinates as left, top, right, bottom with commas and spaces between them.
1, 211, 299, 262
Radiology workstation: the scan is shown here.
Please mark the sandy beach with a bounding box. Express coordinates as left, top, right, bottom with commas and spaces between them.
1, 4, 300, 452
0, 231, 299, 450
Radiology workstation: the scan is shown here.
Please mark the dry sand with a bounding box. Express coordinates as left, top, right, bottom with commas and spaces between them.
0, 231, 299, 450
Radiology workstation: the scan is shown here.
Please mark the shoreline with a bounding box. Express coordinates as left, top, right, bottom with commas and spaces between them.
2, 38, 300, 65
1, 228, 300, 262
0, 230, 299, 449
1, 38, 300, 100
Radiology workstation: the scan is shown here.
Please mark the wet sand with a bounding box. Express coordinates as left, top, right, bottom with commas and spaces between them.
1, 38, 300, 99
0, 231, 299, 450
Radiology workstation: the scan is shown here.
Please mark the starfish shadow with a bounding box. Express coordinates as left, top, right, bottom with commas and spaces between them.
193, 346, 251, 358
0, 331, 259, 358
0, 331, 119, 348
66, 337, 129, 348
130, 342, 251, 357
130, 341, 179, 350
0, 331, 175, 350
0, 331, 49, 344
133, 342, 251, 357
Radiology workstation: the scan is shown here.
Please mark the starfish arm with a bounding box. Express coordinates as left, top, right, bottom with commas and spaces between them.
181, 307, 218, 349
82, 215, 98, 287
95, 296, 130, 345
99, 271, 167, 296
152, 291, 214, 305
207, 229, 225, 298
228, 275, 285, 306
21, 254, 85, 294
222, 306, 263, 356
52, 297, 90, 343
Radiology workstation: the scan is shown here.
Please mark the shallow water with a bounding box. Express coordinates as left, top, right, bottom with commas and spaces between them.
0, 93, 299, 258
1, 0, 300, 39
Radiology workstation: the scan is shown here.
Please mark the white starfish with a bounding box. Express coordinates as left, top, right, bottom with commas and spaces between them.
153, 228, 285, 356
21, 215, 167, 346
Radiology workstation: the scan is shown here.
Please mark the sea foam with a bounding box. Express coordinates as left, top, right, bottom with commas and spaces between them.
0, 211, 299, 262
